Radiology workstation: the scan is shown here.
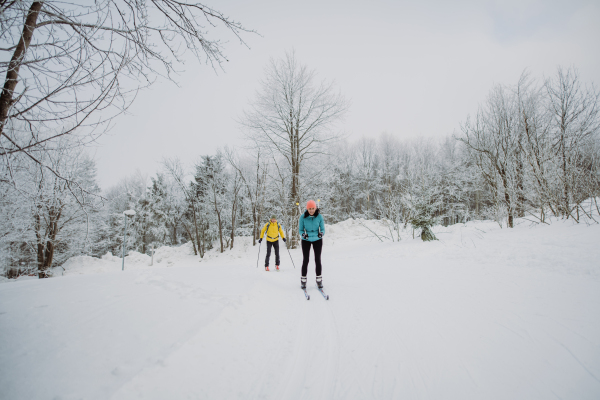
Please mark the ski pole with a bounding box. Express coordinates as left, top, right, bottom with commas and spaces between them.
256, 240, 262, 268
286, 242, 296, 269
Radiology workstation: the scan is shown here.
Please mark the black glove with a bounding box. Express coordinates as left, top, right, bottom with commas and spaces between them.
318, 232, 323, 238
258, 238, 262, 243
282, 238, 286, 242
302, 233, 308, 239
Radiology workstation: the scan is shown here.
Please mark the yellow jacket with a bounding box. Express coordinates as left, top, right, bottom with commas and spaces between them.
260, 222, 286, 242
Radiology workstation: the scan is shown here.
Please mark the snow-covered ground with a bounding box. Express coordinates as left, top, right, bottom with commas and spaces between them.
1, 214, 600, 399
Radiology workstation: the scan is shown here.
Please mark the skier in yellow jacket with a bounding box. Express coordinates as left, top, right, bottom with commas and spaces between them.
259, 215, 286, 271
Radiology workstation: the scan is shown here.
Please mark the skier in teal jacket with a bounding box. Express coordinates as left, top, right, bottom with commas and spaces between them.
299, 199, 325, 289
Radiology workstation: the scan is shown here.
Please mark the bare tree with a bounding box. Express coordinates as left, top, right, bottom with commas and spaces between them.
269, 153, 294, 242
514, 71, 556, 221
240, 50, 348, 246
327, 139, 357, 220
0, 1, 252, 175
397, 139, 443, 241
0, 138, 102, 277
355, 137, 379, 218
162, 157, 205, 257
228, 171, 242, 250
545, 67, 600, 218
460, 84, 521, 228
225, 147, 268, 246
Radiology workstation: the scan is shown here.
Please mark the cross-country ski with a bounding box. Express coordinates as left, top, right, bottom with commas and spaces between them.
315, 284, 329, 300
302, 287, 310, 300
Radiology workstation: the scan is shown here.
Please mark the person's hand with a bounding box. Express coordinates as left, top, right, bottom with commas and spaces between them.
302, 233, 308, 239
282, 238, 286, 242
258, 238, 262, 243
318, 232, 323, 238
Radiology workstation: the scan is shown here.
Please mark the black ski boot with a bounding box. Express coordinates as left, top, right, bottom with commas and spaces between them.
316, 275, 323, 289
301, 276, 307, 289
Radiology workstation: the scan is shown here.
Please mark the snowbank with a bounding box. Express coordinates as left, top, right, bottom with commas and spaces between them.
326, 218, 393, 242
49, 242, 196, 276
15, 203, 600, 279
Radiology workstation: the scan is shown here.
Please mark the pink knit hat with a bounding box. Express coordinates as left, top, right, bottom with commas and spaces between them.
306, 200, 316, 209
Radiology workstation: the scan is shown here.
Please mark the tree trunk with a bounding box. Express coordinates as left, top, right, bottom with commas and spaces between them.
199, 225, 206, 257
516, 149, 525, 218
252, 204, 257, 245
34, 201, 62, 278
559, 114, 570, 218
182, 222, 198, 256
37, 242, 45, 278
0, 2, 43, 136
254, 160, 263, 243
497, 164, 514, 228
290, 126, 300, 249
213, 189, 224, 253
142, 228, 147, 254
191, 201, 202, 255
562, 140, 570, 218
503, 187, 513, 228
198, 218, 205, 258
217, 209, 223, 252
230, 186, 238, 250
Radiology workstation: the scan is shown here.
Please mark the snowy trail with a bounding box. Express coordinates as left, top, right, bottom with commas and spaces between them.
1, 219, 600, 399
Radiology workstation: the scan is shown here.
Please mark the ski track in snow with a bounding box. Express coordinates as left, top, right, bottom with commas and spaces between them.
1, 217, 600, 399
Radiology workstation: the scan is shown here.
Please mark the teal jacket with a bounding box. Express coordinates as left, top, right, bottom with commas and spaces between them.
298, 209, 325, 242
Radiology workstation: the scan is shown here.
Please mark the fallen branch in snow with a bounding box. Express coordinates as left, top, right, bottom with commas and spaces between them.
577, 204, 598, 225
385, 223, 399, 242
525, 211, 551, 225
350, 215, 384, 242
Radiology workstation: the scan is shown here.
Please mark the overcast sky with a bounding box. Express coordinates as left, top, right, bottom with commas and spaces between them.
93, 0, 600, 189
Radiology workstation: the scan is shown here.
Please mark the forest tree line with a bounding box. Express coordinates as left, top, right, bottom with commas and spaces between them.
1, 65, 599, 278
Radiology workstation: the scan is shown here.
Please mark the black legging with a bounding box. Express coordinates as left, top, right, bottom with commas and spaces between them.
301, 239, 322, 277
265, 241, 280, 266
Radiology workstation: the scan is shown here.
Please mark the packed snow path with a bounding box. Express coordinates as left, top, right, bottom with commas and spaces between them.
1, 219, 600, 399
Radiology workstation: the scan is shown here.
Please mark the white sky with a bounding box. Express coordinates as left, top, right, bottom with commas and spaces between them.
93, 0, 600, 189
